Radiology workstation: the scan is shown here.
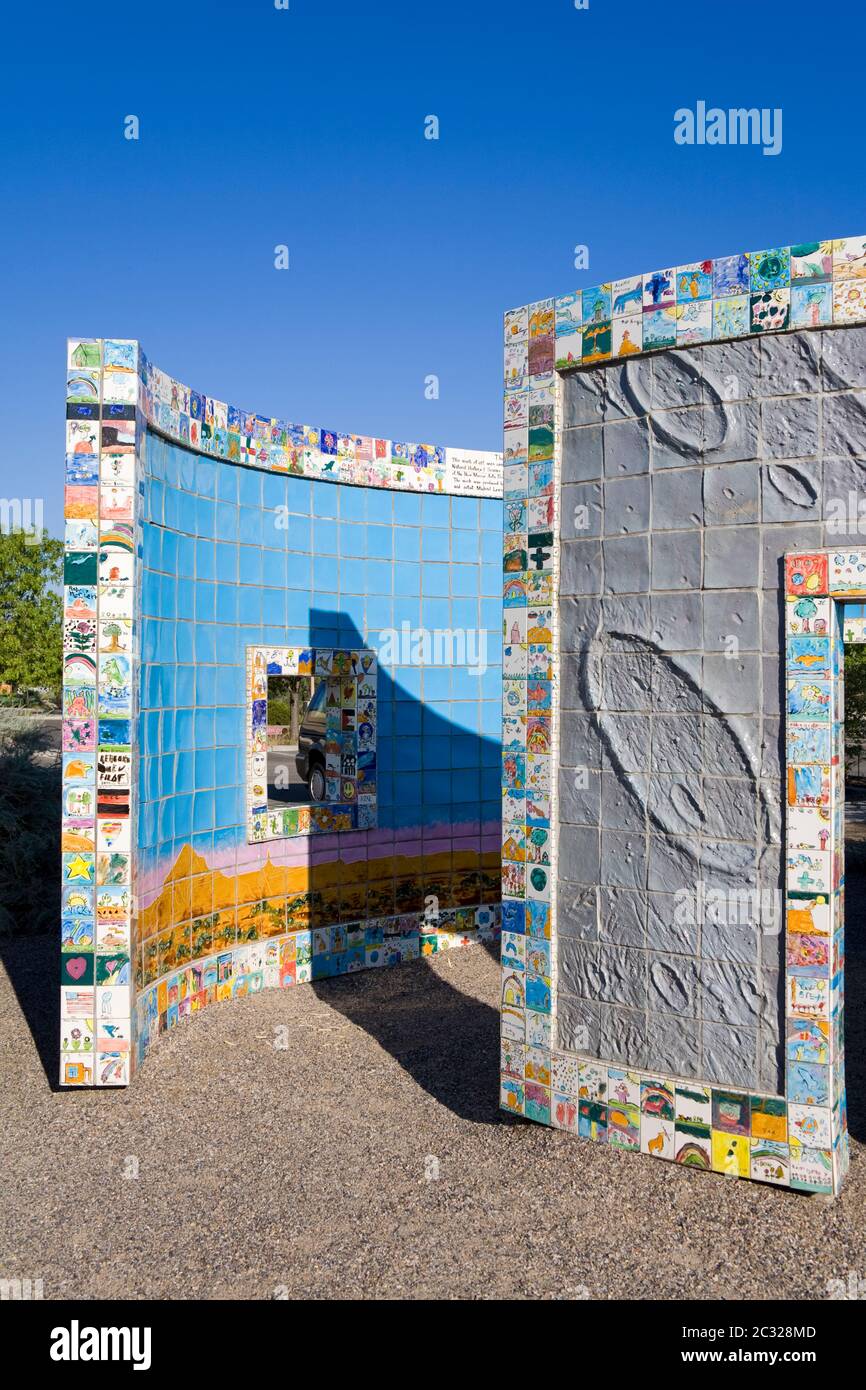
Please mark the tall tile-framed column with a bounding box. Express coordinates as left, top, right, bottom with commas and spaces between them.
785, 548, 855, 1194
500, 300, 558, 1121
62, 339, 141, 1086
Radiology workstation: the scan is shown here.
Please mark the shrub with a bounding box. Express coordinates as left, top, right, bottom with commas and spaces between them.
0, 715, 61, 935
268, 698, 293, 726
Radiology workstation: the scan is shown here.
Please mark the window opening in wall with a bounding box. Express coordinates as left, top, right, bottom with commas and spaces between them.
267, 674, 328, 808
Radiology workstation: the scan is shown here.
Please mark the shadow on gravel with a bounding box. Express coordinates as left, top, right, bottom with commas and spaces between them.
0, 932, 59, 1089
0, 714, 62, 1088
312, 938, 513, 1126
843, 844, 866, 1144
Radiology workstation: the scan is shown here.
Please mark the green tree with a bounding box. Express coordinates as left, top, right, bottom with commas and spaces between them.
268, 698, 293, 727
268, 674, 311, 742
0, 531, 63, 701
845, 643, 866, 771
0, 716, 61, 934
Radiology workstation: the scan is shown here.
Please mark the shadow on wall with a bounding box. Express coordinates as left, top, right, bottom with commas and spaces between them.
262, 608, 502, 844
281, 609, 508, 1125
131, 601, 504, 1111
255, 607, 503, 930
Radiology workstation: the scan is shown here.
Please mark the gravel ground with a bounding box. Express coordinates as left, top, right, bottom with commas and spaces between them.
1, 931, 864, 1301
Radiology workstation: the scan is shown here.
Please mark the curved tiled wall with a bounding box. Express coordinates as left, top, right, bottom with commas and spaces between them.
61, 342, 504, 1086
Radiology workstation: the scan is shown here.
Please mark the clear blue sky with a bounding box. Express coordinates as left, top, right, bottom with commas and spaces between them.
1, 0, 863, 538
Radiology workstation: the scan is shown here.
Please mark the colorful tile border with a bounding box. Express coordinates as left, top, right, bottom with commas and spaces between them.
63, 338, 141, 1087
500, 303, 559, 1128
502, 236, 866, 384
781, 548, 853, 1193
131, 902, 501, 1074
84, 345, 503, 498
246, 645, 377, 841
498, 240, 866, 1196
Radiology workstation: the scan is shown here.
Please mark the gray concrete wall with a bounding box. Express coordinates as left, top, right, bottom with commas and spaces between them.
555, 325, 866, 1092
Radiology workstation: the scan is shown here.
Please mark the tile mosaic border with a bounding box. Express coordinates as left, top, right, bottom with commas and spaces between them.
246, 645, 378, 842
62, 338, 141, 1087
500, 307, 559, 1124
781, 549, 856, 1193
504, 237, 866, 386
107, 345, 502, 498
498, 238, 866, 1196
69, 340, 503, 498
132, 903, 501, 1069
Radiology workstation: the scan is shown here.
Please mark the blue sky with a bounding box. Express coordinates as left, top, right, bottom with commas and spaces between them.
1, 0, 864, 537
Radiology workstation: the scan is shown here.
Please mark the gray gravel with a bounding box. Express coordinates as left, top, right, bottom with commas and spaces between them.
1, 934, 864, 1300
